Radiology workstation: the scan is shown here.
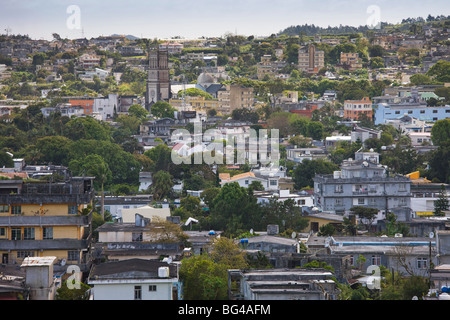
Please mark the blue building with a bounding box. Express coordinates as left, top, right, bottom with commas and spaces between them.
374, 103, 450, 125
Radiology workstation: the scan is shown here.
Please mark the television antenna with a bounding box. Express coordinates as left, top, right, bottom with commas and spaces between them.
5, 27, 11, 36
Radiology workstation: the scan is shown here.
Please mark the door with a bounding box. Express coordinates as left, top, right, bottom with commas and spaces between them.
2, 253, 8, 264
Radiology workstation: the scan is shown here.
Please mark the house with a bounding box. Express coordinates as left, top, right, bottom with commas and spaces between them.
228, 268, 338, 300
374, 103, 450, 125
93, 93, 118, 121
313, 150, 411, 216
220, 172, 279, 191
139, 172, 152, 192
140, 118, 177, 136
327, 236, 437, 278
100, 195, 153, 221
78, 53, 101, 69
408, 132, 433, 146
302, 211, 345, 233
94, 216, 184, 262
158, 42, 183, 54
385, 114, 434, 134
351, 126, 381, 143
286, 147, 327, 163
121, 205, 170, 224
0, 177, 95, 273
88, 259, 180, 300
68, 98, 94, 115
0, 264, 27, 300
217, 85, 254, 114
344, 97, 373, 121
256, 189, 314, 208
298, 44, 325, 75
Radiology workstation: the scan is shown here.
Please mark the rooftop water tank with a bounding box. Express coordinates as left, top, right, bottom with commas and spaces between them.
158, 266, 169, 278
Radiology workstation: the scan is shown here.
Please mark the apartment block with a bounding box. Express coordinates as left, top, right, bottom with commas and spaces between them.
340, 52, 363, 71
313, 151, 411, 215
0, 177, 94, 271
217, 84, 254, 114
298, 44, 324, 75
344, 97, 373, 121
374, 103, 450, 125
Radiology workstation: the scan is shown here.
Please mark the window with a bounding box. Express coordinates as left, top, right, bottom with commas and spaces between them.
0, 227, 5, 236
433, 110, 438, 113
23, 227, 35, 240
0, 205, 8, 213
148, 285, 157, 292
270, 180, 277, 186
134, 286, 142, 300
68, 205, 78, 215
371, 255, 381, 266
67, 251, 79, 262
335, 198, 343, 206
420, 110, 425, 114
245, 180, 249, 185
43, 227, 53, 240
399, 198, 407, 206
11, 228, 21, 240
298, 199, 306, 205
358, 198, 365, 205
17, 251, 34, 259
399, 184, 407, 192
11, 206, 21, 215
417, 258, 428, 269
335, 185, 343, 193
132, 232, 143, 242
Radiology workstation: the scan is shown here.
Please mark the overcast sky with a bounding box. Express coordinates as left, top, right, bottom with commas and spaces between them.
0, 0, 448, 40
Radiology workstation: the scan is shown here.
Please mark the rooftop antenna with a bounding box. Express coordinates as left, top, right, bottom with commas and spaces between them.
5, 27, 11, 36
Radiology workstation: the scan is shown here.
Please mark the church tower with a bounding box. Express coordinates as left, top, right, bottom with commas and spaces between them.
145, 48, 171, 110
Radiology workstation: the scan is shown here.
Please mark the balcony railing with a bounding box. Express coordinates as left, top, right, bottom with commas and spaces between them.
0, 239, 90, 251
0, 213, 91, 227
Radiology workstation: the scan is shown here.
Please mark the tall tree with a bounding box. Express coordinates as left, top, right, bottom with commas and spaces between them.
434, 185, 449, 216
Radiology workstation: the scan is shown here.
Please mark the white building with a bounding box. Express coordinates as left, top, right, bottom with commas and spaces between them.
220, 172, 279, 191
88, 259, 179, 300
257, 189, 314, 207
93, 93, 118, 121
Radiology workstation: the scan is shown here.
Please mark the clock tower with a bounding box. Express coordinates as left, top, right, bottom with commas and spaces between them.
145, 48, 171, 111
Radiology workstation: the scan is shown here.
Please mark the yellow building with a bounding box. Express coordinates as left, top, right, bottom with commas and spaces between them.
170, 96, 219, 113
303, 212, 345, 233
0, 177, 94, 271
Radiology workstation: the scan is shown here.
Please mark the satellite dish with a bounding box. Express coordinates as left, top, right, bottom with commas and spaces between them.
412, 296, 418, 300
60, 259, 66, 266
291, 232, 297, 239
429, 232, 434, 239
166, 256, 172, 264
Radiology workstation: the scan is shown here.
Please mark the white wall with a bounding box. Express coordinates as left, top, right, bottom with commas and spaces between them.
91, 281, 174, 300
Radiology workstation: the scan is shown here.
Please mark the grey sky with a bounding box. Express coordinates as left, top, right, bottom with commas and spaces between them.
0, 0, 448, 40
